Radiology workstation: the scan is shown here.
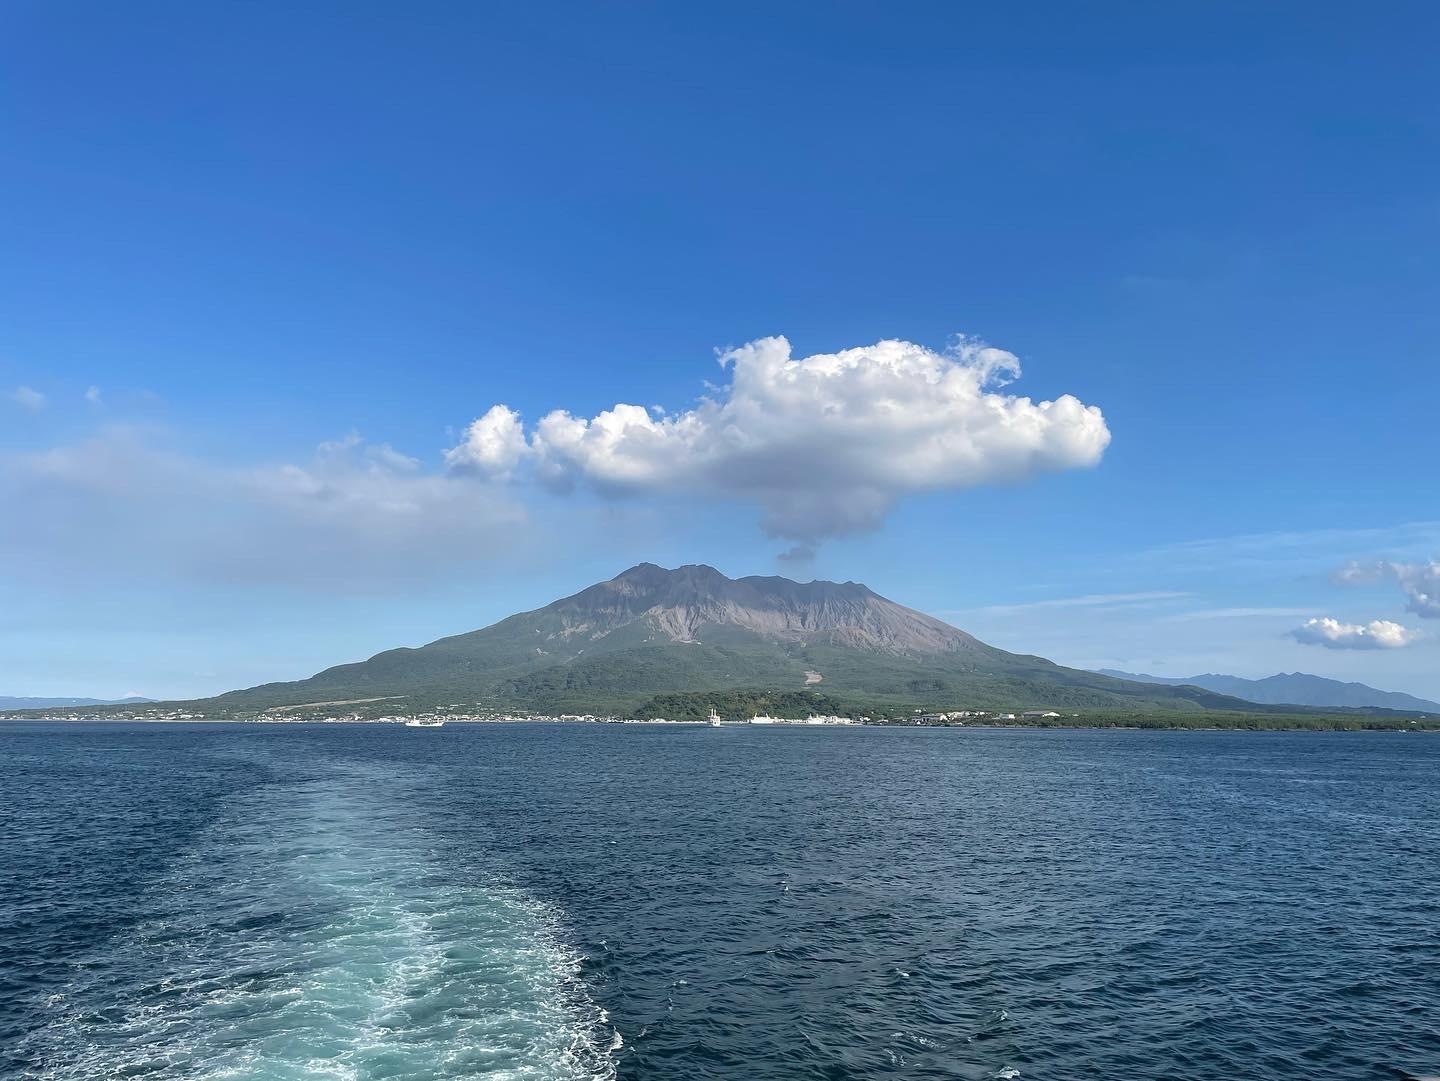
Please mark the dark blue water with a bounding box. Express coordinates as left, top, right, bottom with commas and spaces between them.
2, 723, 1437, 1079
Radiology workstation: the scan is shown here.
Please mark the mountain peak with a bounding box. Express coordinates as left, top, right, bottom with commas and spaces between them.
612, 562, 870, 595
557, 563, 974, 654
613, 562, 727, 584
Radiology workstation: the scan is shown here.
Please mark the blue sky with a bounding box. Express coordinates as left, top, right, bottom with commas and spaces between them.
3, 2, 1438, 700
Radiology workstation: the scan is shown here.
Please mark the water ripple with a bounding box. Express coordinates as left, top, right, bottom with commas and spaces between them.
3, 723, 1439, 1080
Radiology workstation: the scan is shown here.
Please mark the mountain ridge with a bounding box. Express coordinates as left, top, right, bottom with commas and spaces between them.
1095, 669, 1440, 713
0, 695, 152, 710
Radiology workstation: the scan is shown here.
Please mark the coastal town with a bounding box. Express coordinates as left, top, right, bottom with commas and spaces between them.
7, 703, 1071, 726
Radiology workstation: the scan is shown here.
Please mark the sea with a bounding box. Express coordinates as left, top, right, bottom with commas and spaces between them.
1, 721, 1437, 1080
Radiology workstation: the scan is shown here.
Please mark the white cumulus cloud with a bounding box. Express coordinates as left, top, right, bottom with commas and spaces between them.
1338, 559, 1440, 619
445, 404, 530, 480
447, 335, 1111, 544
1291, 616, 1418, 650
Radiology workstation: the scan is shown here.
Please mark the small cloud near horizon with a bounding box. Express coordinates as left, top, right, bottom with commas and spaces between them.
1291, 616, 1418, 650
8, 386, 46, 411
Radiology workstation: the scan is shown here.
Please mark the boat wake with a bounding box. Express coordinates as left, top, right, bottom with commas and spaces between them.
22, 761, 616, 1080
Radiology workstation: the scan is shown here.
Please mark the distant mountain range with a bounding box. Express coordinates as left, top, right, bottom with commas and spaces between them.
0, 695, 153, 710
1095, 670, 1440, 714
127, 563, 1295, 717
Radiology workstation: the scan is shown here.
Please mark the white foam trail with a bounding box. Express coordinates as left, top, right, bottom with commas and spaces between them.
25, 764, 616, 1080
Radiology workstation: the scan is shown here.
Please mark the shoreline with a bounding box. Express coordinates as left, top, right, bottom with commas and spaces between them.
3, 715, 1436, 733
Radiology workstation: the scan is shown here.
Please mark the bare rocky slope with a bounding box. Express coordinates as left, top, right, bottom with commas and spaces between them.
537, 562, 982, 654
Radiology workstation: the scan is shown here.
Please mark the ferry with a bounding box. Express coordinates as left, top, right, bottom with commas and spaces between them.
708, 708, 724, 727
404, 717, 445, 728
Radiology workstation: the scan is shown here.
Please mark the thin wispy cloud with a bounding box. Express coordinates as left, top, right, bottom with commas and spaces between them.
8, 386, 46, 411
1161, 606, 1318, 622
0, 427, 531, 589
1138, 522, 1440, 572
946, 591, 1191, 618
447, 335, 1111, 550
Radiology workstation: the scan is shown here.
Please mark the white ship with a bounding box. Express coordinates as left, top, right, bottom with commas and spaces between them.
404, 717, 445, 728
708, 708, 723, 727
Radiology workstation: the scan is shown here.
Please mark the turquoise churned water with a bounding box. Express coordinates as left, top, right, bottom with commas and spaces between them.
1, 722, 1437, 1080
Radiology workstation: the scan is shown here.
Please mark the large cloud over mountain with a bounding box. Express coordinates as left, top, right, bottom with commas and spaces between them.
447, 336, 1111, 543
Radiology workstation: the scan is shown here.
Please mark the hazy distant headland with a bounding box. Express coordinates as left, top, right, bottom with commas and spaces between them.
0, 695, 152, 711
1095, 669, 1440, 713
